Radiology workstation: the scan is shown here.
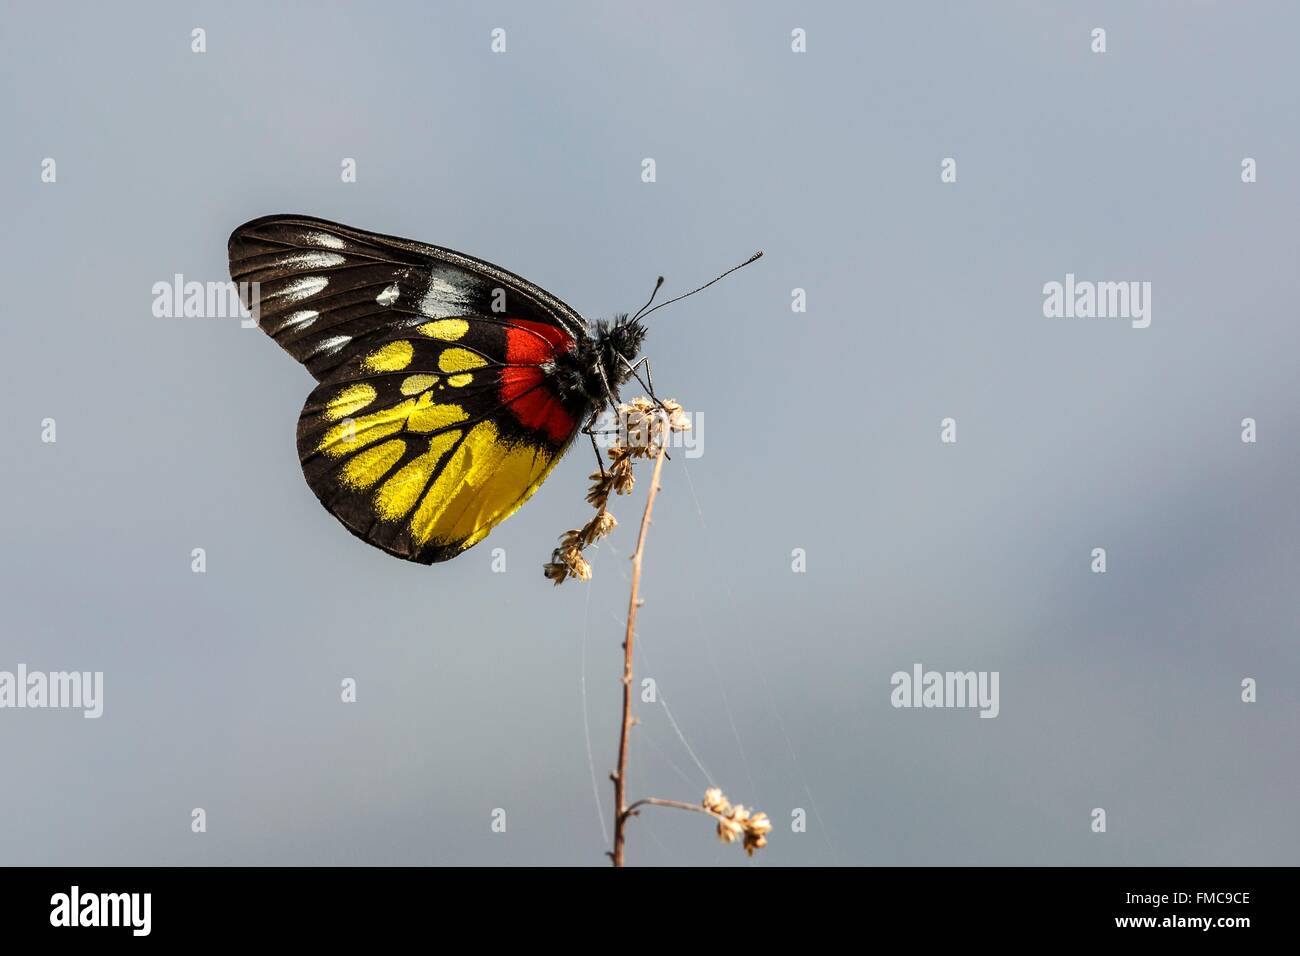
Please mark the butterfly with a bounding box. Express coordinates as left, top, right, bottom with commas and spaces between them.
229, 214, 760, 565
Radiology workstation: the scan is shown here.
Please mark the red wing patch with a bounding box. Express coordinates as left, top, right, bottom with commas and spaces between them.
504, 318, 574, 365
500, 318, 578, 444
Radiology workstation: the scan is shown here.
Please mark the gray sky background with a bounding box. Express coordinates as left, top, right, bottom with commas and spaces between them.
1, 1, 1297, 866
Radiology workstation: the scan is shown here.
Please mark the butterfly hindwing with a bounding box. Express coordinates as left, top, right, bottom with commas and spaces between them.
296, 319, 585, 564
228, 214, 587, 380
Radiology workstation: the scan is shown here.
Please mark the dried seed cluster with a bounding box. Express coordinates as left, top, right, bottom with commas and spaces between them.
703, 788, 772, 856
544, 398, 690, 585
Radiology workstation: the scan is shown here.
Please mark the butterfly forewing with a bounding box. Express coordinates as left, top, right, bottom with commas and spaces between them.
228, 214, 587, 380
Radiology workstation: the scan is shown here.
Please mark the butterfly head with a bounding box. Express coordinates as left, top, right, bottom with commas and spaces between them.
592, 313, 648, 388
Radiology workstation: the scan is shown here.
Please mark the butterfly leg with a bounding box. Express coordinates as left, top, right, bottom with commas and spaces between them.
582, 412, 608, 478
641, 356, 657, 399
594, 363, 628, 444
595, 362, 622, 408
621, 355, 668, 411
618, 356, 676, 459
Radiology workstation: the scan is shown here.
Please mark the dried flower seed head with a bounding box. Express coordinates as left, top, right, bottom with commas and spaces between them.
717, 816, 744, 844
702, 788, 730, 815
566, 550, 591, 581
663, 401, 691, 434
585, 474, 614, 509
743, 812, 772, 856
579, 510, 617, 545
543, 541, 591, 586
545, 396, 690, 584
619, 399, 664, 453
610, 465, 636, 496
699, 788, 771, 855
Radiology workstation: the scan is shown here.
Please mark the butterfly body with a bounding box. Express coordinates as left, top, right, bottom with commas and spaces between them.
229, 215, 644, 565
553, 314, 649, 408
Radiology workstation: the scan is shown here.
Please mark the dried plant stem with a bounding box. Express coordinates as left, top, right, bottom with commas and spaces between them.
624, 797, 717, 818
611, 437, 669, 868
554, 398, 770, 864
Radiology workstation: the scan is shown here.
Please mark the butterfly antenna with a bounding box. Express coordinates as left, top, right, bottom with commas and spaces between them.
630, 275, 665, 321
638, 251, 764, 320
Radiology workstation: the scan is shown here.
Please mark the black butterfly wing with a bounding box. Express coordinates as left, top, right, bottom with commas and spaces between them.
295, 319, 586, 563
228, 214, 588, 380
228, 215, 594, 561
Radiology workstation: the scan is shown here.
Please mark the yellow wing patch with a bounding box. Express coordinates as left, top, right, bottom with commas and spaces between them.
341, 438, 407, 489
325, 414, 555, 554
400, 374, 439, 395
326, 383, 377, 421
317, 392, 466, 457
438, 348, 488, 373
409, 420, 553, 548
361, 340, 414, 372
408, 396, 467, 433
374, 430, 461, 520
417, 318, 469, 341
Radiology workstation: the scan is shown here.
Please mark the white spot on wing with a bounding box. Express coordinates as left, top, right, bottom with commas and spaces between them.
309, 335, 351, 357
273, 276, 329, 302
377, 283, 399, 306
279, 252, 346, 269
303, 232, 346, 249
420, 276, 471, 318
275, 309, 319, 333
